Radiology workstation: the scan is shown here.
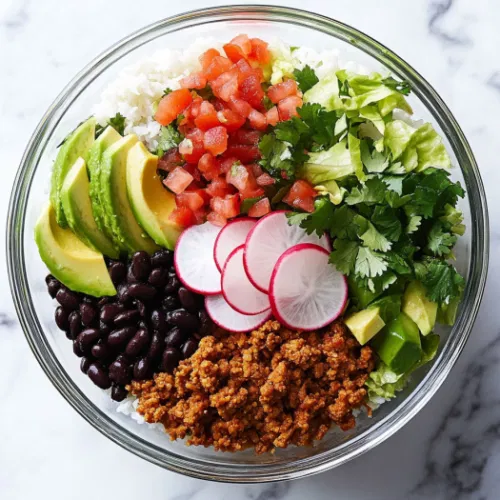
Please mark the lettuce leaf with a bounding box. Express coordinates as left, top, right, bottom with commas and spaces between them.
303, 73, 342, 111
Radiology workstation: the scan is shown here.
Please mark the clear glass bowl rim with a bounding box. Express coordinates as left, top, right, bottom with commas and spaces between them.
6, 5, 489, 483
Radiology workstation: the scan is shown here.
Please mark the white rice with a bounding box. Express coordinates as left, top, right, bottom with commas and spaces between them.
92, 37, 370, 152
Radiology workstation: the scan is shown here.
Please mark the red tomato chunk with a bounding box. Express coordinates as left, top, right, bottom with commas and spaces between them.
155, 89, 193, 126
204, 126, 228, 156
164, 167, 194, 194
248, 197, 271, 217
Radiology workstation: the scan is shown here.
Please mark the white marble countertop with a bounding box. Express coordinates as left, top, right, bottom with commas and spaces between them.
0, 0, 497, 498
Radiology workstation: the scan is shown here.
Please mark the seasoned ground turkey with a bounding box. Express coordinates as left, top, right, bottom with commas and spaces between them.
129, 320, 375, 453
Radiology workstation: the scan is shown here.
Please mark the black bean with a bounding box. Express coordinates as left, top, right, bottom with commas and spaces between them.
46, 276, 61, 299
167, 309, 200, 332
126, 266, 140, 284
73, 339, 84, 357
107, 327, 137, 347
80, 357, 92, 374
147, 332, 164, 361
160, 347, 181, 373
165, 327, 185, 348
87, 363, 111, 389
55, 306, 69, 331
181, 339, 198, 359
45, 274, 57, 286
148, 267, 168, 288
198, 310, 213, 336
68, 310, 82, 340
165, 275, 181, 294
80, 302, 97, 327
56, 288, 80, 311
117, 284, 131, 304
99, 321, 111, 337
133, 357, 151, 380
125, 328, 150, 358
91, 342, 109, 359
162, 295, 179, 311
150, 249, 173, 268
109, 356, 131, 385
127, 283, 156, 301
131, 251, 151, 280
98, 296, 112, 307
150, 309, 167, 332
100, 303, 124, 324
111, 384, 128, 402
113, 309, 140, 327
135, 300, 146, 317
168, 267, 177, 277
77, 328, 100, 353
109, 262, 126, 285
82, 295, 97, 305
178, 287, 199, 313
138, 320, 149, 331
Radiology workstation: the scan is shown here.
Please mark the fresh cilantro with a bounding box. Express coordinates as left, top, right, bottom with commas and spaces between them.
329, 239, 360, 275
107, 112, 126, 135
258, 134, 295, 179
286, 197, 335, 236
415, 259, 465, 303
371, 205, 402, 241
384, 251, 412, 275
274, 117, 309, 146
345, 177, 386, 205
426, 221, 457, 257
330, 205, 358, 239
355, 247, 388, 278
197, 85, 214, 101
360, 141, 389, 173
382, 76, 411, 96
262, 96, 274, 111
156, 125, 182, 155
293, 65, 319, 93
406, 215, 422, 234
298, 104, 338, 147
163, 88, 173, 96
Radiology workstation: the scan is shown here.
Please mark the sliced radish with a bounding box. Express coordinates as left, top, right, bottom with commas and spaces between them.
205, 294, 271, 332
214, 217, 256, 272
244, 211, 331, 293
174, 222, 222, 295
269, 243, 347, 331
222, 245, 270, 315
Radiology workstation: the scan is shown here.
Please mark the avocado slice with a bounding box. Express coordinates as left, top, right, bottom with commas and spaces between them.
50, 117, 96, 228
345, 307, 386, 345
402, 281, 438, 336
88, 126, 122, 237
126, 142, 181, 250
99, 135, 159, 255
372, 313, 422, 374
61, 157, 119, 258
35, 203, 116, 297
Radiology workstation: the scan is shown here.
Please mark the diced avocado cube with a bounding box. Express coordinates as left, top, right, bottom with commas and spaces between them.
372, 312, 422, 375
345, 307, 386, 345
369, 295, 402, 324
437, 296, 461, 326
402, 281, 438, 336
348, 276, 383, 309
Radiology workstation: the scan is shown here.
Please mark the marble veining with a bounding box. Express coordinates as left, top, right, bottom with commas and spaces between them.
0, 0, 498, 499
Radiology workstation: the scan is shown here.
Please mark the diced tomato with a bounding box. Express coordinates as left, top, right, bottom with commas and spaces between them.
249, 38, 271, 65
227, 96, 253, 118
180, 129, 205, 164
283, 179, 317, 213
229, 129, 262, 145
226, 164, 264, 199
210, 194, 241, 219
256, 173, 275, 186
197, 153, 220, 181
248, 109, 267, 130
249, 163, 264, 177
169, 206, 196, 228
265, 106, 280, 126
157, 148, 183, 172
211, 69, 239, 102
194, 101, 220, 131
193, 207, 209, 224
216, 109, 245, 132
225, 144, 261, 163
203, 126, 228, 156
219, 157, 239, 174
278, 95, 303, 121
248, 197, 271, 217
230, 34, 252, 55
203, 56, 233, 81
240, 74, 265, 109
182, 163, 202, 183
223, 43, 246, 63
180, 72, 207, 90
163, 167, 194, 194
267, 80, 299, 104
186, 187, 211, 205
206, 176, 235, 197
199, 48, 221, 70
235, 58, 254, 79
175, 191, 205, 212
155, 89, 193, 126
207, 211, 227, 227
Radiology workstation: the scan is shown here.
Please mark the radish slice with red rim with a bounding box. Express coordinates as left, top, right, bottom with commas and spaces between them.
222, 245, 270, 315
214, 217, 256, 272
205, 294, 272, 332
174, 222, 222, 295
244, 211, 331, 293
269, 243, 348, 331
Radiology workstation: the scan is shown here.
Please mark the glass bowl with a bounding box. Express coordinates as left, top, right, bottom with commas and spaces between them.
7, 5, 488, 483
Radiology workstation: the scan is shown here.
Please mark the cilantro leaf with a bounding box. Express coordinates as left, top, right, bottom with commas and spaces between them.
107, 112, 126, 135
157, 125, 182, 155
258, 134, 295, 179
381, 76, 411, 96
406, 215, 422, 234
293, 65, 319, 93
371, 205, 402, 241
329, 239, 360, 275
426, 221, 457, 257
346, 177, 386, 205
355, 217, 392, 252
384, 251, 412, 275
163, 88, 173, 96
274, 117, 309, 146
360, 141, 389, 173
297, 103, 338, 147
416, 259, 465, 304
355, 247, 388, 278
330, 205, 358, 239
